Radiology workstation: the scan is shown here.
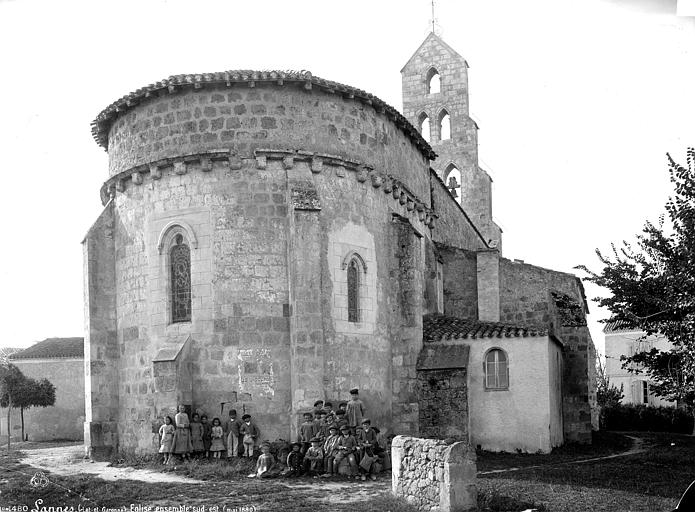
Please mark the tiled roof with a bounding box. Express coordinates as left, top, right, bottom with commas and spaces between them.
91, 70, 436, 160
9, 338, 84, 360
603, 319, 640, 333
423, 314, 547, 342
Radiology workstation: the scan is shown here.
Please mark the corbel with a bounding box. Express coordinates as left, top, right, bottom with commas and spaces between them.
335, 166, 345, 178
115, 179, 125, 193
399, 191, 408, 205
311, 156, 323, 174
283, 155, 294, 170
149, 164, 161, 180
371, 174, 382, 188
131, 171, 143, 185
174, 161, 187, 175
256, 155, 267, 170
201, 158, 213, 172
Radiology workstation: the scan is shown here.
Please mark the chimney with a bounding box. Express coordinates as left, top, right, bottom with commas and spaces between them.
477, 249, 500, 322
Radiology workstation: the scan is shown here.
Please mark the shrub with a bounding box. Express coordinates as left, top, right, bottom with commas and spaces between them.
601, 403, 693, 433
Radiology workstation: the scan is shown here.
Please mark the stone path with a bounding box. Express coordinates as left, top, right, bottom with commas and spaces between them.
477, 435, 646, 476
20, 444, 204, 484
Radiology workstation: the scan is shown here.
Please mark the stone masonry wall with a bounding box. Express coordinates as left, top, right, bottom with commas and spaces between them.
417, 368, 468, 440
498, 258, 582, 327
437, 245, 478, 321
402, 33, 494, 241
106, 83, 431, 203
429, 169, 487, 251
392, 436, 476, 512
83, 203, 119, 458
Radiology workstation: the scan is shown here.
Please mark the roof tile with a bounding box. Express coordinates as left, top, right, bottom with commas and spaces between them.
423, 314, 547, 342
9, 338, 84, 360
91, 70, 436, 160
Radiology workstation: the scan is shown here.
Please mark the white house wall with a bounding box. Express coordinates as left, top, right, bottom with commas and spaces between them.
468, 336, 555, 453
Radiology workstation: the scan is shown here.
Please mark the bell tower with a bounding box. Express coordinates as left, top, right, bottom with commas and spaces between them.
401, 32, 501, 247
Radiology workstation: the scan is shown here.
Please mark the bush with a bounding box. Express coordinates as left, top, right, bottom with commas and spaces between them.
601, 403, 693, 433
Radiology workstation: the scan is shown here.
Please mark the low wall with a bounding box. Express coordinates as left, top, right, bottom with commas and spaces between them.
391, 436, 476, 512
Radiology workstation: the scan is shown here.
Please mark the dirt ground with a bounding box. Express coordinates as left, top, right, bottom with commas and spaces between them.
3, 435, 685, 512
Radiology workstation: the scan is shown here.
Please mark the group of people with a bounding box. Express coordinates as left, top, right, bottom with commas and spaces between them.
158, 389, 389, 482
158, 405, 260, 464
256, 388, 388, 480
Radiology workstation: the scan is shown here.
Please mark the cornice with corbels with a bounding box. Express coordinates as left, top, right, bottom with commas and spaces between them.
100, 149, 438, 229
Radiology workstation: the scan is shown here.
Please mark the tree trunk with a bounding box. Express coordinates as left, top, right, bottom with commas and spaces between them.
691, 407, 695, 436
6, 395, 11, 451
20, 407, 24, 442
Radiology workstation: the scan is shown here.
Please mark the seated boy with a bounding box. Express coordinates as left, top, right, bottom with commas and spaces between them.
303, 437, 324, 477
284, 442, 303, 477
321, 425, 341, 477
333, 425, 358, 478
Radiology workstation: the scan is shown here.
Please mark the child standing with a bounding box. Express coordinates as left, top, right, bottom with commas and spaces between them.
303, 437, 325, 477
158, 416, 175, 465
189, 413, 204, 458
321, 425, 341, 477
333, 425, 359, 478
210, 417, 225, 459
298, 412, 315, 455
201, 415, 212, 458
345, 388, 365, 434
225, 409, 243, 459
284, 442, 303, 477
240, 414, 259, 457
334, 410, 349, 432
172, 404, 192, 461
248, 442, 275, 478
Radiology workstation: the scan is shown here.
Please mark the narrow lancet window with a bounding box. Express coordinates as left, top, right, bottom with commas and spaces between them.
426, 68, 441, 94
347, 259, 360, 323
171, 234, 191, 323
420, 114, 431, 143
439, 111, 451, 140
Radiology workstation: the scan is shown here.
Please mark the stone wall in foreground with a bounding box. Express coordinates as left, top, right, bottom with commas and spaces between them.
391, 436, 476, 512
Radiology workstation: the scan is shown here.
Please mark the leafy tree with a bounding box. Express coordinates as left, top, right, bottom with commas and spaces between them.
577, 148, 695, 433
0, 363, 25, 450
0, 365, 56, 446
12, 377, 56, 441
596, 355, 624, 408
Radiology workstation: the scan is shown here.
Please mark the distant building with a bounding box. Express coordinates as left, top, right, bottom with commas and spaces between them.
0, 338, 85, 441
604, 320, 675, 407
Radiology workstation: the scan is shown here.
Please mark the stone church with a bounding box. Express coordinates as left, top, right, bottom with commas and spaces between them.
83, 32, 597, 458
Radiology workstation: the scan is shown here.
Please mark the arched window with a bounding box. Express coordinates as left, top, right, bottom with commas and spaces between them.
484, 348, 509, 389
170, 233, 191, 323
426, 68, 440, 94
444, 164, 462, 205
419, 113, 431, 143
347, 258, 360, 323
439, 110, 451, 141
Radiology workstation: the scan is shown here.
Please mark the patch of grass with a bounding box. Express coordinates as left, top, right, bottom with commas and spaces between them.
477, 430, 632, 471
484, 431, 695, 500
478, 485, 547, 511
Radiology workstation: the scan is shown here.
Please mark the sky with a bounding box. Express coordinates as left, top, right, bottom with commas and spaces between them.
0, 0, 693, 356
